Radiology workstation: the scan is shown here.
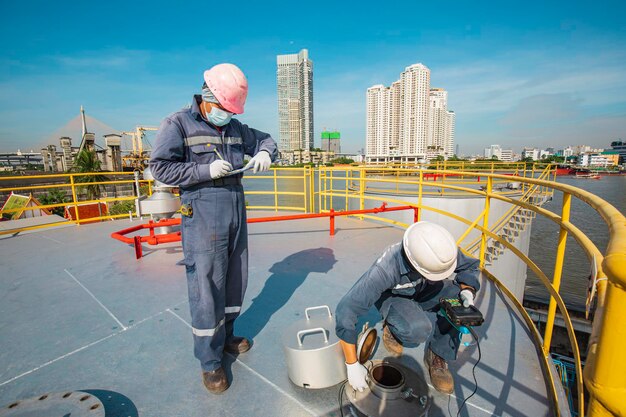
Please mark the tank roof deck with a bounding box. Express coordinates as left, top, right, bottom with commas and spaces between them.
0, 215, 562, 416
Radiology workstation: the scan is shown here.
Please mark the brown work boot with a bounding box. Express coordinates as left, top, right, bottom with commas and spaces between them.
224, 336, 251, 354
425, 348, 454, 394
382, 324, 403, 356
202, 367, 229, 394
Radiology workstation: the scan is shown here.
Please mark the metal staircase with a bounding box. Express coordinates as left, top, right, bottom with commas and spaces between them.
459, 165, 556, 264
477, 193, 550, 264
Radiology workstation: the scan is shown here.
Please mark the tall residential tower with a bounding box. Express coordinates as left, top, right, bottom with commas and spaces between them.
277, 49, 314, 152
366, 63, 455, 163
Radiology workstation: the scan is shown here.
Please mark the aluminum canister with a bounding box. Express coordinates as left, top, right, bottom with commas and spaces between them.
282, 305, 347, 389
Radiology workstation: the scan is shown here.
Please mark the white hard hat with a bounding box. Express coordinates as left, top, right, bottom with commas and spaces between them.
402, 221, 457, 281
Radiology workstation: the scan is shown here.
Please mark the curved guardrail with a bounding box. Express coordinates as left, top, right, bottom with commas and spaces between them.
313, 166, 624, 417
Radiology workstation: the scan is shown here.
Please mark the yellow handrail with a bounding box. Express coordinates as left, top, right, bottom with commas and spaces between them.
314, 166, 622, 417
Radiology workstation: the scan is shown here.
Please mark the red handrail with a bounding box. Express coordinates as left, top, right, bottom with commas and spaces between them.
111, 203, 418, 259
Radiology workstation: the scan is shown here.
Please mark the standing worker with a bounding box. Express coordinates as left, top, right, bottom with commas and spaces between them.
150, 63, 277, 394
335, 221, 480, 394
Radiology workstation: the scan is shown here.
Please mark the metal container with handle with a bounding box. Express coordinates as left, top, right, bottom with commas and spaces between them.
282, 305, 347, 389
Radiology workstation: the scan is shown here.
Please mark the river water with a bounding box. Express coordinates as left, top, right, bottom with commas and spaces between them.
524, 175, 625, 311
242, 171, 625, 311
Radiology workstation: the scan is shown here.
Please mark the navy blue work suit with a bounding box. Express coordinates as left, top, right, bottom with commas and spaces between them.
335, 243, 480, 361
149, 95, 277, 371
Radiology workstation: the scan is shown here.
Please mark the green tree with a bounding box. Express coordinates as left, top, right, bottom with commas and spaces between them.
71, 150, 109, 201
543, 155, 565, 163
330, 157, 355, 164
109, 199, 135, 216
39, 189, 69, 216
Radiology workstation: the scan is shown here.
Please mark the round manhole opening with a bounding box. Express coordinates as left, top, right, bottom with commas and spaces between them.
371, 363, 405, 389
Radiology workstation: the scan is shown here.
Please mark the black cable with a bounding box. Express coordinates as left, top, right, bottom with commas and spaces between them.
338, 380, 347, 417
456, 326, 481, 417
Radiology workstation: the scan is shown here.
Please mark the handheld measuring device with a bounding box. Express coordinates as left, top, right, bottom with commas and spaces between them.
439, 297, 484, 327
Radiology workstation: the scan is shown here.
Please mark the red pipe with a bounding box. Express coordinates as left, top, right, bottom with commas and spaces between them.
112, 204, 418, 258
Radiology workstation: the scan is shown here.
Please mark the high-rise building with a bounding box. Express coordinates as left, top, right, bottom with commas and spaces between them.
389, 81, 401, 156
366, 63, 455, 163
399, 64, 430, 158
428, 88, 455, 159
277, 49, 313, 152
321, 131, 341, 153
366, 85, 390, 160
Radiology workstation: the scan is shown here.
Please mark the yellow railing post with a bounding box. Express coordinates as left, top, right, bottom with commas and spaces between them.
310, 166, 315, 214
585, 223, 626, 416
69, 174, 81, 224
543, 192, 571, 353
585, 283, 626, 417
441, 169, 446, 196
273, 168, 278, 212
318, 167, 323, 213
305, 166, 310, 213
345, 169, 350, 211
479, 176, 492, 268
396, 169, 399, 193
417, 170, 423, 222
359, 167, 365, 213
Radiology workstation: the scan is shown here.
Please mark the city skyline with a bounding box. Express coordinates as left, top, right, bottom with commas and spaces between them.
0, 1, 624, 155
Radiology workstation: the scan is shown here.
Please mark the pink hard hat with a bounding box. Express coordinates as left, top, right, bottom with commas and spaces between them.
203, 63, 248, 114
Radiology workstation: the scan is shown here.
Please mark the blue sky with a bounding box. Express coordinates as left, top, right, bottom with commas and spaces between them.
1, 0, 625, 155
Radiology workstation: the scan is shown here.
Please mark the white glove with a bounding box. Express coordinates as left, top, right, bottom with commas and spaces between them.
249, 150, 272, 173
346, 361, 369, 392
209, 160, 233, 179
459, 289, 475, 308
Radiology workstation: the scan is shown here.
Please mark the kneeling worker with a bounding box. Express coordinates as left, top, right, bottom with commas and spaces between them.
335, 221, 480, 394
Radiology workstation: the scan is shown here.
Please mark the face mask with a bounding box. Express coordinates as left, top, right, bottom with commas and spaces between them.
205, 106, 233, 126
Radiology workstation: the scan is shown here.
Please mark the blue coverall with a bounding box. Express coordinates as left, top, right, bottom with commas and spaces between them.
149, 95, 278, 372
335, 242, 480, 361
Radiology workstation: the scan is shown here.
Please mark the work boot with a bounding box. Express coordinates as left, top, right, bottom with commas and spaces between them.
382, 324, 403, 356
202, 367, 229, 394
425, 348, 454, 394
224, 336, 252, 354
